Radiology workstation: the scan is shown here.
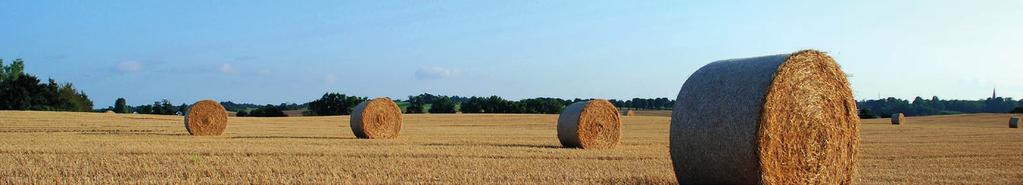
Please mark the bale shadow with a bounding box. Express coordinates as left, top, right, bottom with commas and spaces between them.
422, 143, 563, 149
489, 143, 563, 149
231, 136, 354, 140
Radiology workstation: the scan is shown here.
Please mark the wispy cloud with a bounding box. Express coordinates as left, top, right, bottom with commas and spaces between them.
116, 61, 142, 72
324, 73, 337, 84
219, 63, 238, 74
415, 66, 460, 80
234, 56, 257, 61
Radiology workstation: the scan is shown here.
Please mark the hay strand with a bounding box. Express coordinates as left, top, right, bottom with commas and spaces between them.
891, 113, 905, 125
350, 97, 403, 139
184, 100, 228, 136
557, 99, 621, 149
670, 50, 859, 184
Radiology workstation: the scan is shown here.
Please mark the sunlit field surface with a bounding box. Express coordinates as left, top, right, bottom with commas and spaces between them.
1, 111, 1021, 184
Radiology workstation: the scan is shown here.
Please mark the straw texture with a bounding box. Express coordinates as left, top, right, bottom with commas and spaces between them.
625, 110, 637, 116
184, 100, 228, 136
670, 50, 859, 184
557, 99, 621, 149
351, 97, 403, 139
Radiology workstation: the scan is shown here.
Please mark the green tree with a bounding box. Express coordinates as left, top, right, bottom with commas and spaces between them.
237, 110, 249, 117
160, 99, 174, 115
248, 104, 286, 117
114, 98, 129, 113
307, 92, 367, 116
460, 97, 486, 113
429, 96, 457, 113
406, 95, 426, 113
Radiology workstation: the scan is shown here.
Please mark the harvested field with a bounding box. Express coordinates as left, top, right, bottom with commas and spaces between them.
1, 111, 1022, 184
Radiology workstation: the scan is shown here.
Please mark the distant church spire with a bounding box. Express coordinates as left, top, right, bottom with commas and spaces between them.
993, 88, 997, 99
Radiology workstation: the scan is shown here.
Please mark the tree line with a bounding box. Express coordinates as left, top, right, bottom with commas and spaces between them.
0, 59, 93, 112
6, 59, 1021, 118
858, 96, 1022, 118
108, 98, 187, 115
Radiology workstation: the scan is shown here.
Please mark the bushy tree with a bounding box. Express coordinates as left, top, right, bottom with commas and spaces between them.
0, 59, 92, 111
307, 92, 366, 116
236, 110, 249, 117
248, 104, 287, 117
406, 95, 427, 113
429, 96, 457, 113
460, 97, 486, 113
114, 98, 129, 113
519, 97, 566, 114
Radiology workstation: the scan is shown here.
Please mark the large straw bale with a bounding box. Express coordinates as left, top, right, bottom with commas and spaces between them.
670, 50, 859, 184
184, 100, 228, 136
891, 113, 905, 125
351, 97, 403, 139
557, 99, 621, 149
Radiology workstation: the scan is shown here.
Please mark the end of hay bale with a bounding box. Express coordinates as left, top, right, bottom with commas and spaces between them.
1010, 117, 1019, 128
184, 100, 229, 136
351, 97, 403, 139
557, 99, 621, 149
891, 113, 905, 125
625, 110, 637, 116
670, 49, 859, 184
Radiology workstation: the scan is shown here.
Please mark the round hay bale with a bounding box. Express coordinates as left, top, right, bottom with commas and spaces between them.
104, 110, 115, 114
557, 99, 621, 149
670, 50, 859, 184
350, 97, 403, 139
625, 110, 637, 116
184, 100, 228, 136
1010, 117, 1019, 128
891, 113, 905, 125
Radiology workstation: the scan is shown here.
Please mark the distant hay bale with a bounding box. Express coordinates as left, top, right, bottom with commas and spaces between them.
350, 97, 403, 139
104, 110, 115, 114
670, 50, 859, 184
625, 110, 637, 116
184, 100, 228, 136
1011, 117, 1019, 128
891, 113, 905, 125
557, 99, 621, 149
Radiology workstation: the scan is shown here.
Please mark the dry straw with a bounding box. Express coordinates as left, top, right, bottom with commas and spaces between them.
557, 99, 621, 149
1010, 117, 1019, 128
351, 97, 403, 139
184, 100, 228, 136
891, 113, 905, 125
625, 110, 637, 116
670, 50, 859, 184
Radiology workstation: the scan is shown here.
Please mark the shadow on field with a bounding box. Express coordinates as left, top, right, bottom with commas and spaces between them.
231, 136, 354, 140
423, 143, 562, 149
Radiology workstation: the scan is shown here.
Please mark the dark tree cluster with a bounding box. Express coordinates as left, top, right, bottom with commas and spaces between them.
606, 98, 675, 110
220, 101, 302, 112
0, 59, 93, 112
124, 99, 183, 115
306, 92, 367, 116
237, 104, 287, 117
857, 96, 1021, 118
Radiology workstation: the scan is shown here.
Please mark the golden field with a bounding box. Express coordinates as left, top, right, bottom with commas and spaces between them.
1, 111, 1022, 184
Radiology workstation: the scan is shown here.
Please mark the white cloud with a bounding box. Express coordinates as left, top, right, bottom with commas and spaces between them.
256, 69, 272, 76
219, 63, 237, 74
116, 61, 142, 72
324, 73, 337, 84
415, 66, 460, 80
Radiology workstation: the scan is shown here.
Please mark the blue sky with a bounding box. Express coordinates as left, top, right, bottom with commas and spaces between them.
1, 1, 1021, 107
